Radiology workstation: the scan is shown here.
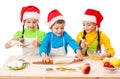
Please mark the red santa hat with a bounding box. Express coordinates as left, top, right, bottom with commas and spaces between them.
20, 5, 40, 22
47, 9, 64, 28
81, 9, 103, 28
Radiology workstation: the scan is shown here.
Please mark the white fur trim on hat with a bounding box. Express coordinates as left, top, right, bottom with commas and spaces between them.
47, 16, 64, 28
23, 12, 40, 21
81, 14, 96, 23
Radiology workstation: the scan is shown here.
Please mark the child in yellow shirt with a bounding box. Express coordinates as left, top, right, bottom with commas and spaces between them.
76, 9, 115, 59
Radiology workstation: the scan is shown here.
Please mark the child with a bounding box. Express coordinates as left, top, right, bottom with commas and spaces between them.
39, 9, 83, 62
76, 9, 115, 59
5, 5, 46, 56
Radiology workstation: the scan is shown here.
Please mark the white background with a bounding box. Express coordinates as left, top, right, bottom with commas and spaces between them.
0, 0, 120, 68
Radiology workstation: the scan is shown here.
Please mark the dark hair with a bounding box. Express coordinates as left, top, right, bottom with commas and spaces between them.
21, 24, 39, 43
50, 20, 65, 29
79, 30, 87, 46
96, 29, 101, 53
21, 24, 25, 43
79, 30, 87, 55
82, 30, 87, 39
56, 20, 65, 24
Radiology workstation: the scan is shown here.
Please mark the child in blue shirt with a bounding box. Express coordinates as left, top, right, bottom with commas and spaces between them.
39, 9, 83, 62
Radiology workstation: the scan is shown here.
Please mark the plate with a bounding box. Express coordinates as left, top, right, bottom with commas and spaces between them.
8, 63, 26, 70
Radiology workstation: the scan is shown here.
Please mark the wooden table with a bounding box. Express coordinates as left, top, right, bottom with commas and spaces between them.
0, 56, 120, 79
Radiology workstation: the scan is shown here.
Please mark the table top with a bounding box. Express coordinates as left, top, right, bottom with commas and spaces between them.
0, 56, 120, 79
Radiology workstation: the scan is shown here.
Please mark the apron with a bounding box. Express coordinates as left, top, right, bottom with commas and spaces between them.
49, 34, 66, 57
21, 30, 39, 56
22, 38, 39, 56
87, 39, 98, 56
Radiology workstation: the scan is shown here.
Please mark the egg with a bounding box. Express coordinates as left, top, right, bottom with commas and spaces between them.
8, 60, 18, 68
11, 63, 17, 68
16, 61, 23, 68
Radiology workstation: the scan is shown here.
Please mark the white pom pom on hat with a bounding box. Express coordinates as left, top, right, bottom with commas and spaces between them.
81, 9, 103, 28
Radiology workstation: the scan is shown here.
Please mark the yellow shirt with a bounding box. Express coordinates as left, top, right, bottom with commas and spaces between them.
76, 30, 115, 56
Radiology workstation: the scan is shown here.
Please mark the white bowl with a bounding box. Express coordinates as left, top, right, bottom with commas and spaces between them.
104, 67, 119, 71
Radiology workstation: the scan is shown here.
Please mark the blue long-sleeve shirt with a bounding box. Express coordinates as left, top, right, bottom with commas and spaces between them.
39, 31, 81, 56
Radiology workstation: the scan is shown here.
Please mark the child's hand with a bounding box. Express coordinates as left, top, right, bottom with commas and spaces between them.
76, 49, 84, 60
101, 51, 111, 59
5, 42, 11, 48
75, 55, 84, 61
80, 39, 87, 49
42, 56, 50, 63
32, 40, 39, 48
41, 52, 50, 63
5, 38, 20, 48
